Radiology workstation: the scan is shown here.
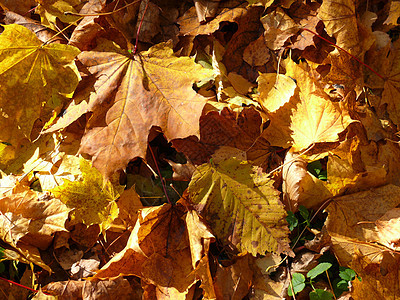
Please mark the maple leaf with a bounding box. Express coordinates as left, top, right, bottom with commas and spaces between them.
93, 203, 202, 296
384, 1, 400, 26
257, 73, 297, 113
69, 0, 107, 50
214, 254, 254, 299
381, 39, 400, 125
173, 107, 277, 170
290, 90, 354, 152
50, 157, 123, 231
188, 153, 291, 256
75, 39, 213, 178
260, 58, 356, 151
0, 183, 70, 272
317, 0, 360, 56
0, 24, 80, 137
44, 277, 134, 299
261, 7, 299, 51
35, 0, 82, 29
178, 1, 247, 36
326, 184, 400, 298
282, 150, 332, 211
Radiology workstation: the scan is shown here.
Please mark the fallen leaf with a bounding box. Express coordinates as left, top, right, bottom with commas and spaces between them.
69, 0, 107, 50
189, 154, 291, 256
383, 1, 400, 25
1, 10, 66, 43
35, 0, 82, 30
77, 39, 213, 178
282, 150, 332, 211
178, 2, 247, 36
214, 254, 253, 300
93, 203, 199, 295
0, 24, 80, 137
261, 7, 299, 50
243, 35, 271, 67
375, 208, 400, 251
326, 184, 400, 298
0, 184, 70, 250
257, 73, 297, 113
290, 90, 355, 152
44, 277, 136, 299
193, 0, 221, 23
318, 0, 360, 55
222, 6, 264, 81
173, 107, 278, 171
51, 157, 123, 231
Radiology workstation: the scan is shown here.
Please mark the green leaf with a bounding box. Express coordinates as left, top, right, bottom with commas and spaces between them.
339, 267, 357, 281
299, 205, 310, 221
307, 262, 332, 279
189, 157, 291, 255
288, 273, 306, 296
287, 211, 298, 231
307, 160, 327, 181
335, 279, 349, 291
309, 289, 334, 300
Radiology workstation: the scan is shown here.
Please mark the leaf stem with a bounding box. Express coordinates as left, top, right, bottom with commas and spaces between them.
148, 145, 171, 205
0, 276, 50, 295
301, 28, 385, 80
64, 0, 142, 17
326, 269, 337, 300
133, 0, 150, 55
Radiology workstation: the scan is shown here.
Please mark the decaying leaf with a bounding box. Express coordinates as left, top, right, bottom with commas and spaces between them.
75, 39, 213, 178
43, 277, 136, 299
51, 157, 123, 231
282, 150, 332, 211
0, 182, 70, 272
326, 184, 400, 297
0, 24, 80, 136
189, 153, 291, 256
93, 202, 214, 297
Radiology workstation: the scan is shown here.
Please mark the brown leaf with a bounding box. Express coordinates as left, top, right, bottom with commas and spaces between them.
282, 150, 332, 211
76, 40, 213, 178
93, 203, 197, 294
243, 35, 271, 67
69, 0, 107, 50
261, 7, 299, 51
326, 184, 400, 298
173, 107, 279, 171
1, 10, 66, 43
44, 277, 136, 300
222, 6, 264, 81
214, 254, 253, 300
0, 185, 70, 250
318, 0, 360, 56
178, 1, 247, 36
194, 0, 221, 23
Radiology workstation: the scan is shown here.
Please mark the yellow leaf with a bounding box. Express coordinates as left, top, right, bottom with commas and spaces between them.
51, 157, 123, 231
189, 156, 291, 256
290, 91, 354, 151
35, 0, 81, 29
257, 73, 297, 113
318, 0, 360, 55
0, 24, 80, 137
